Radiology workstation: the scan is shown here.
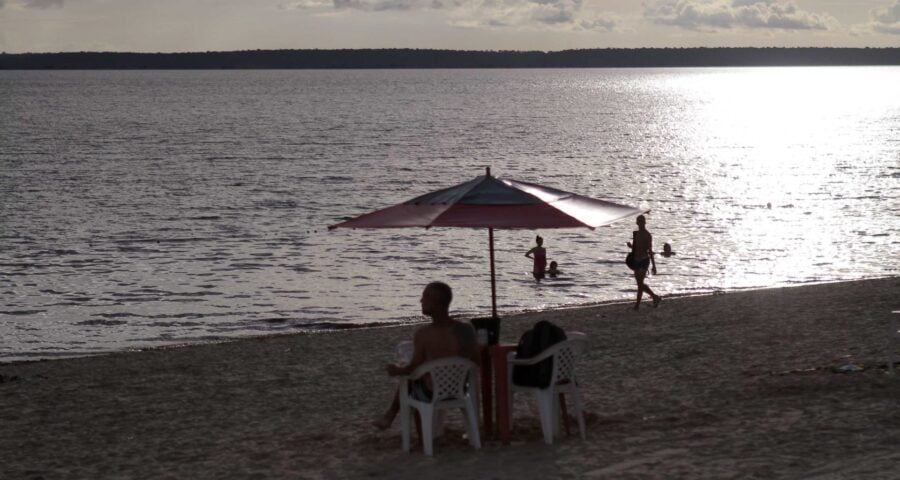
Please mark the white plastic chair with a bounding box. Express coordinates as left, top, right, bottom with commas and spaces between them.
507, 332, 588, 444
398, 357, 481, 456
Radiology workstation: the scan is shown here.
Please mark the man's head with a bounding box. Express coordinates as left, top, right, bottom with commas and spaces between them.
421, 281, 452, 317
636, 215, 646, 228
536, 235, 543, 246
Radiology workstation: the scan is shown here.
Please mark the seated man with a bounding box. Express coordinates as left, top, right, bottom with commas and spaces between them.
373, 281, 479, 430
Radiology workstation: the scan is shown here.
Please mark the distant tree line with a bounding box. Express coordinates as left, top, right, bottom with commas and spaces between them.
1, 48, 899, 69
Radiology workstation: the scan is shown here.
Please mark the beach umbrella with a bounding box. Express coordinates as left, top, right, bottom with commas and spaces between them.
328, 167, 646, 318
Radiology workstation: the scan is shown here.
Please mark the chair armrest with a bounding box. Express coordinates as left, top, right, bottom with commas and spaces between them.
408, 357, 478, 380
407, 364, 430, 381
508, 346, 558, 366
507, 337, 589, 366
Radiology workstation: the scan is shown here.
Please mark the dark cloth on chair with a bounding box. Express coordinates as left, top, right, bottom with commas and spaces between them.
410, 378, 433, 401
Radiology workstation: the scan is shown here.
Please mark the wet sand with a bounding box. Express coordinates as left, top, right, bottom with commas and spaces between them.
1, 277, 898, 479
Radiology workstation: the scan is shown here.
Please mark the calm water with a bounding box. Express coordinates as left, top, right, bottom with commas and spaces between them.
1, 68, 898, 362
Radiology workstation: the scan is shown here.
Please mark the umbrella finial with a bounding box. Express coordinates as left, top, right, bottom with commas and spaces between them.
486, 166, 491, 177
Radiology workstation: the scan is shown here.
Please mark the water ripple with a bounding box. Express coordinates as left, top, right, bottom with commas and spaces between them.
1, 67, 898, 362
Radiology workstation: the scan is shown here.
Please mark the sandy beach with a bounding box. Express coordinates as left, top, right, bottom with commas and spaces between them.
2, 277, 898, 479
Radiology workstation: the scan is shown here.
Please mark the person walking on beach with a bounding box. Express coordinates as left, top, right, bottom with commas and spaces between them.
525, 235, 548, 282
629, 215, 662, 310
373, 281, 478, 431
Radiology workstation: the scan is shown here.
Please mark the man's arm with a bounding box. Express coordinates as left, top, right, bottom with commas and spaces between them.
648, 233, 657, 274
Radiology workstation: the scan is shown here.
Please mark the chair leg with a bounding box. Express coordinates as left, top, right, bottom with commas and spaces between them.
400, 402, 411, 453
469, 377, 481, 428
552, 393, 561, 436
559, 393, 571, 436
891, 316, 899, 375
507, 390, 514, 432
890, 325, 896, 375
434, 409, 446, 438
571, 389, 586, 440
536, 391, 555, 445
420, 405, 434, 456
463, 403, 482, 449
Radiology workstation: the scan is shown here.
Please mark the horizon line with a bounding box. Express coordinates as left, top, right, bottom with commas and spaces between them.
3, 46, 900, 56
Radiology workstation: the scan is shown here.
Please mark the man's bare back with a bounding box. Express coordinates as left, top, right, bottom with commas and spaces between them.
409, 321, 478, 368
632, 229, 653, 262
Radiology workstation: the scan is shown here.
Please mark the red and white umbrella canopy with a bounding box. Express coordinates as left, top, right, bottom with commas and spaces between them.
329, 168, 647, 317
329, 170, 645, 230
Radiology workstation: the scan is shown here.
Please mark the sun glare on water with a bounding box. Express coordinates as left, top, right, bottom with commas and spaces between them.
653, 67, 897, 289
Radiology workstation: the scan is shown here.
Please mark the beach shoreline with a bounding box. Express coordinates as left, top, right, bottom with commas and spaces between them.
2, 277, 898, 479
7, 276, 893, 367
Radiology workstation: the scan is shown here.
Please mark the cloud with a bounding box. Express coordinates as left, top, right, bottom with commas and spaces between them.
279, 0, 620, 31
280, 0, 333, 8
854, 0, 900, 35
281, 0, 429, 11
644, 0, 838, 31
0, 0, 63, 10
22, 0, 64, 8
455, 0, 621, 31
580, 17, 616, 31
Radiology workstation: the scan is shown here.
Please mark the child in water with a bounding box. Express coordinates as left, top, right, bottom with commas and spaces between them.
547, 261, 560, 278
661, 242, 675, 258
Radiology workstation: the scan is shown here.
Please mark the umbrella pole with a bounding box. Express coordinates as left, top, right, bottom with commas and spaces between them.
489, 227, 497, 318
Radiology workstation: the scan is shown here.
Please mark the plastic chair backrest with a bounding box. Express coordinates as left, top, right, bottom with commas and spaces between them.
549, 337, 587, 386
411, 357, 477, 403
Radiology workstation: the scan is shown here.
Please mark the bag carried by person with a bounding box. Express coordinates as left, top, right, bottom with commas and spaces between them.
625, 252, 636, 270
512, 320, 567, 388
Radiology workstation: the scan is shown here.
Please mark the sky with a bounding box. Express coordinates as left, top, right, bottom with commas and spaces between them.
0, 0, 898, 53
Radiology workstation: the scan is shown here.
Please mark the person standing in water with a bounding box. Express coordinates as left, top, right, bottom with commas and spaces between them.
630, 215, 662, 310
525, 235, 548, 282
